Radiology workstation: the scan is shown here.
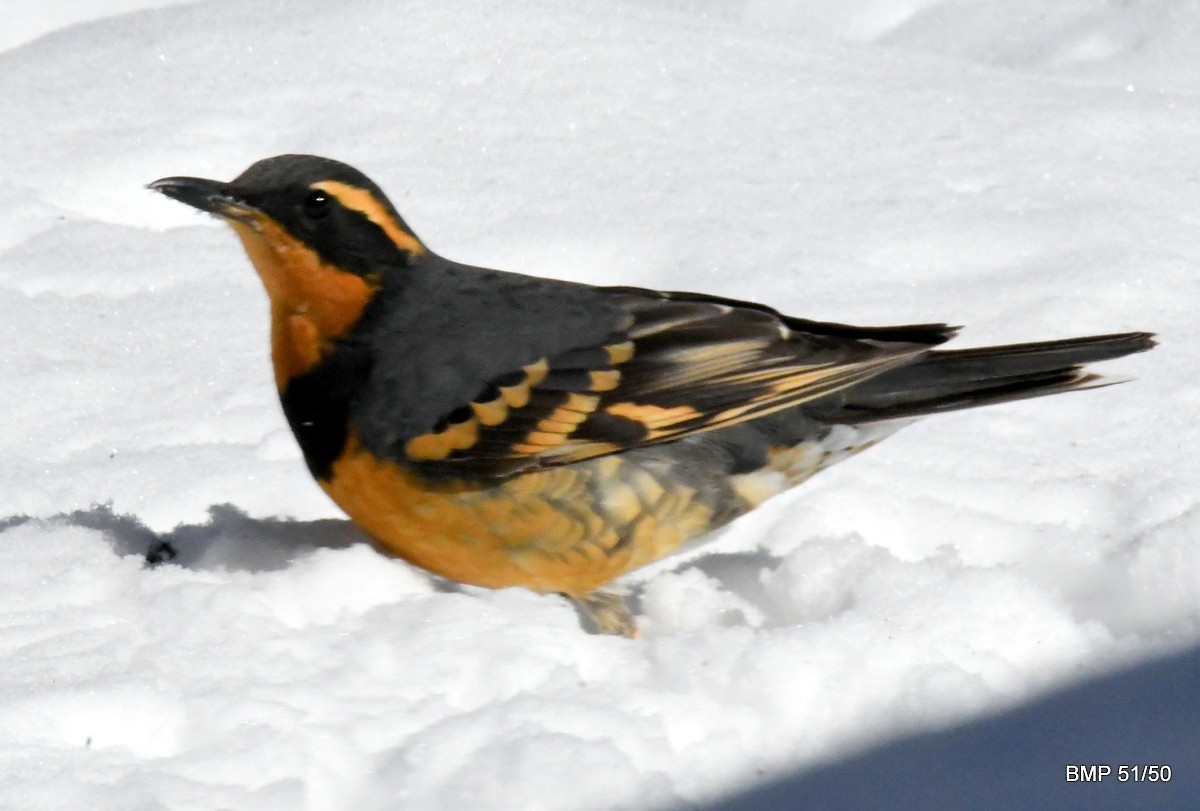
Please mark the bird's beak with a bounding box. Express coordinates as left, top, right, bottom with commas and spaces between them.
147, 176, 259, 225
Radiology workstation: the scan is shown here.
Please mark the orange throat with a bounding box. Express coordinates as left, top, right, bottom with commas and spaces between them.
229, 219, 376, 388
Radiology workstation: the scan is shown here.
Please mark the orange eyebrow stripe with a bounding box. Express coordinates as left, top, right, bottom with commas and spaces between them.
311, 180, 426, 256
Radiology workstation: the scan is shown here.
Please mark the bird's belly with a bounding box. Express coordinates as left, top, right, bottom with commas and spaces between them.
321, 439, 719, 595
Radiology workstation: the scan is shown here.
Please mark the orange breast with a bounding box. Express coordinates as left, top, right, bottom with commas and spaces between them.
229, 218, 376, 388
321, 437, 718, 596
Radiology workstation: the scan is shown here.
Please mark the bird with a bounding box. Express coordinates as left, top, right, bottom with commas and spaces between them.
149, 154, 1154, 636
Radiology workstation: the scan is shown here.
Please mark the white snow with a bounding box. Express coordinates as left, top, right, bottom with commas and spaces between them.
1, 1, 1197, 809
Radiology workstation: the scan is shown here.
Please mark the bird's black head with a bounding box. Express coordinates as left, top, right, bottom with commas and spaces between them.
150, 154, 426, 275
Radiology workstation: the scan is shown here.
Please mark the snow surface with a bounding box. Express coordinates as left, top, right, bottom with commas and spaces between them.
710, 644, 1200, 810
1, 1, 1197, 809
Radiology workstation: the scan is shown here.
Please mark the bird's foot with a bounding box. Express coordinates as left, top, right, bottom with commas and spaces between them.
569, 589, 639, 638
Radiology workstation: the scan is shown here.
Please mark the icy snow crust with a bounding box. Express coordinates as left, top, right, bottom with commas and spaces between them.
1, 1, 1197, 809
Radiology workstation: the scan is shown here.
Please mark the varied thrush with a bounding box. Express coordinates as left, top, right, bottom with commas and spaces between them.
150, 155, 1154, 636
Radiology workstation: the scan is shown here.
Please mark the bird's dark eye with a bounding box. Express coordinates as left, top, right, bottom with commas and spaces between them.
302, 190, 332, 219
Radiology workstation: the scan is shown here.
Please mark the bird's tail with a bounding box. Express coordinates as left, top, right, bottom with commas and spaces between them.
809, 331, 1156, 424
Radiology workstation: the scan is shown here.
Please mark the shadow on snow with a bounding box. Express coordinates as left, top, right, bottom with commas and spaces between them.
2, 504, 369, 573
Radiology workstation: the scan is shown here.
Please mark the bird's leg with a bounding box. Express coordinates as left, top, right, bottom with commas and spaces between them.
569, 589, 639, 638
